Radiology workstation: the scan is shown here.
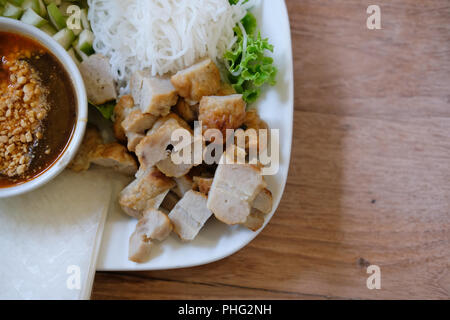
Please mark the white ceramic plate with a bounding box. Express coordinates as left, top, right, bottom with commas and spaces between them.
96, 0, 294, 271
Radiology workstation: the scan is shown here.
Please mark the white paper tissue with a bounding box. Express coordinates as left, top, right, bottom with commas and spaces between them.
0, 169, 113, 300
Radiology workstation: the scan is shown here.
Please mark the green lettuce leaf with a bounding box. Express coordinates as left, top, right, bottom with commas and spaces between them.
89, 101, 115, 120
224, 24, 277, 104
225, 1, 277, 104
241, 12, 257, 36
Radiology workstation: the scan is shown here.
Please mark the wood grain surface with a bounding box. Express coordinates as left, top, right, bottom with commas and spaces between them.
92, 0, 450, 300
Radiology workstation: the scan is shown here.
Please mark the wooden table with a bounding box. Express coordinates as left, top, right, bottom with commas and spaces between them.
92, 0, 450, 300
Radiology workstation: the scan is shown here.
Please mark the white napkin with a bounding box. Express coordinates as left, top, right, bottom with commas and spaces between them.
0, 169, 113, 300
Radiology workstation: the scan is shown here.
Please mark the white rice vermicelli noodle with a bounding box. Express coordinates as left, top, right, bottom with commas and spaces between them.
87, 0, 253, 95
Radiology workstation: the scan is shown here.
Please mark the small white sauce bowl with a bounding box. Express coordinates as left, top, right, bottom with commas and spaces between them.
0, 18, 87, 198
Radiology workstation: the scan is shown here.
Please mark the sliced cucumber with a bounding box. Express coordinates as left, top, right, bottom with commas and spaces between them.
39, 22, 57, 36
76, 29, 94, 55
47, 2, 65, 29
9, 0, 25, 7
37, 0, 46, 17
1, 0, 96, 75
59, 1, 74, 17
73, 40, 88, 61
3, 3, 23, 19
20, 7, 48, 27
43, 0, 61, 5
21, 0, 40, 15
72, 27, 81, 36
21, 0, 46, 18
67, 47, 79, 65
52, 27, 74, 49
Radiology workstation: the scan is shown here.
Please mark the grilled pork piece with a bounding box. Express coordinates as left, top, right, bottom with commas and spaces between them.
126, 132, 145, 153
240, 109, 269, 152
207, 147, 267, 225
130, 71, 178, 116
252, 188, 273, 214
69, 126, 103, 172
69, 126, 137, 175
193, 176, 213, 195
160, 191, 180, 212
135, 115, 193, 174
169, 190, 212, 241
242, 189, 273, 231
119, 167, 175, 219
122, 108, 158, 134
173, 175, 194, 198
135, 118, 181, 171
243, 209, 266, 232
113, 95, 134, 143
90, 143, 138, 176
198, 94, 246, 135
171, 59, 221, 102
79, 54, 117, 105
129, 209, 173, 263
156, 156, 193, 178
174, 98, 198, 123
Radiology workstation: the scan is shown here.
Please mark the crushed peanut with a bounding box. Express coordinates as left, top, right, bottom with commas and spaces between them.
0, 51, 49, 177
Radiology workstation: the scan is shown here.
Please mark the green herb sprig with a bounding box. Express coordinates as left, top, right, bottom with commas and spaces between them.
225, 3, 277, 104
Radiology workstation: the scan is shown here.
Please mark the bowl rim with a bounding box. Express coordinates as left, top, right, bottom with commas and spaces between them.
0, 18, 87, 198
